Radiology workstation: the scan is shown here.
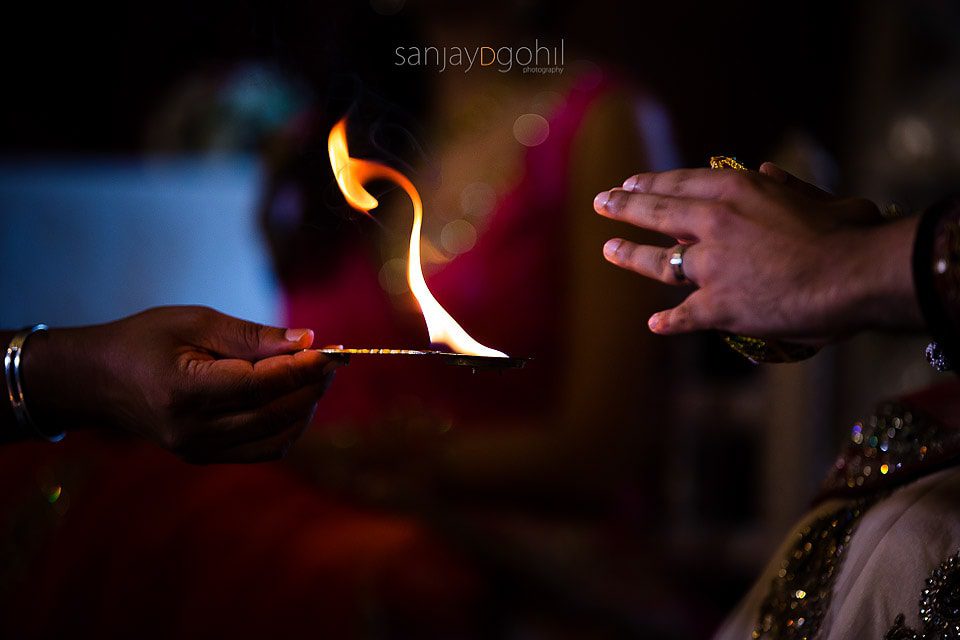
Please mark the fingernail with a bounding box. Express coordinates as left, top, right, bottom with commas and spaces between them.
593, 191, 610, 211
285, 328, 313, 345
647, 314, 660, 332
603, 190, 623, 213
603, 238, 622, 258
623, 175, 638, 191
761, 162, 788, 183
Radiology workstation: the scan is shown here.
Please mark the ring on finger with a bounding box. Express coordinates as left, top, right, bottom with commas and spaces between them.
669, 245, 688, 283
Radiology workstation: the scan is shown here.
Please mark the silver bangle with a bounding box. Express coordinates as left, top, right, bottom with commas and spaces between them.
4, 324, 64, 442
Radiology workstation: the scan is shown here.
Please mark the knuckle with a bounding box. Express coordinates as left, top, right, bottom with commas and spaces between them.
168, 381, 191, 407
613, 241, 633, 263
153, 380, 190, 417
240, 320, 266, 351
649, 174, 670, 194
711, 302, 735, 332
668, 177, 687, 196
657, 247, 674, 280
632, 173, 654, 192
694, 292, 724, 328
646, 196, 669, 226
715, 201, 737, 218
605, 189, 626, 214
665, 308, 686, 331
187, 305, 215, 317
174, 305, 218, 336
723, 172, 753, 197
698, 250, 719, 279
625, 246, 645, 271
699, 202, 736, 235
186, 305, 217, 326
701, 209, 724, 237
243, 374, 269, 407
276, 357, 306, 392
659, 172, 692, 196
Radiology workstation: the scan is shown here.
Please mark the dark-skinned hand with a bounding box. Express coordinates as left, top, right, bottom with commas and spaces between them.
22, 306, 340, 463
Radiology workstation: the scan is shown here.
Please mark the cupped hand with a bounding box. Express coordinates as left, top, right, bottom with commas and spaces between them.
594, 163, 923, 343
26, 306, 340, 463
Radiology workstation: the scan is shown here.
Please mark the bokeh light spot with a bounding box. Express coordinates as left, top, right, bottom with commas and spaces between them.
440, 220, 478, 255
513, 113, 550, 147
378, 257, 409, 295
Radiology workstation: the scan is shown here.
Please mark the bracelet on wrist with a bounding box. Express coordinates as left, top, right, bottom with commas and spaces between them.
3, 324, 65, 442
913, 195, 960, 372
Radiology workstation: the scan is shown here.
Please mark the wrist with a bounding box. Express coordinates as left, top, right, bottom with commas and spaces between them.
22, 324, 114, 432
844, 215, 923, 332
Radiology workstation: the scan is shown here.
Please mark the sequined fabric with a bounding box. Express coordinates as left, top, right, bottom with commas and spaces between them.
927, 342, 954, 373
822, 402, 960, 496
753, 401, 960, 638
885, 551, 960, 640
752, 499, 873, 639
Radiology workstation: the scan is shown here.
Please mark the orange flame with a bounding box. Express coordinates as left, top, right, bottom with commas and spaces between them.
328, 118, 507, 358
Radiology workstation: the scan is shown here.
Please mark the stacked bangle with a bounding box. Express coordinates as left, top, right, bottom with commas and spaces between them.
913, 195, 960, 373
3, 324, 65, 442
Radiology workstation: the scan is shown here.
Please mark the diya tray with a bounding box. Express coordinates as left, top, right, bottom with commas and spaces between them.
317, 348, 527, 370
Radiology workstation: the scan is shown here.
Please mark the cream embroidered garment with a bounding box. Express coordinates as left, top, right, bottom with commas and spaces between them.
714, 396, 960, 640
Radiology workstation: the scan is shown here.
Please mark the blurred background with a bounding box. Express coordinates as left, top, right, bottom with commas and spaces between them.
1, 1, 959, 637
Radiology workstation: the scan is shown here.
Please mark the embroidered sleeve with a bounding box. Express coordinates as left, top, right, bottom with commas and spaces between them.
913, 196, 960, 372
885, 550, 960, 639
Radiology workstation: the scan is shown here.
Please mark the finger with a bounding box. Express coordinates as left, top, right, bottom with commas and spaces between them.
758, 162, 833, 200
602, 239, 699, 285
204, 378, 329, 448
758, 163, 883, 224
185, 418, 309, 464
194, 349, 339, 410
619, 168, 755, 199
647, 290, 713, 335
200, 309, 315, 360
594, 190, 714, 239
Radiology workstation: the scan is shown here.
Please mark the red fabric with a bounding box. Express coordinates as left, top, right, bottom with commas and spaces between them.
0, 433, 478, 638
286, 70, 609, 428
0, 71, 611, 638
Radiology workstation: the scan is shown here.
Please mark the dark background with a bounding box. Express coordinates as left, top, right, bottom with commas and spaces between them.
2, 1, 958, 637
1, 1, 862, 163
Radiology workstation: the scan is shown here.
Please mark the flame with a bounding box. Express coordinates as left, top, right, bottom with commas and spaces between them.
328, 118, 507, 358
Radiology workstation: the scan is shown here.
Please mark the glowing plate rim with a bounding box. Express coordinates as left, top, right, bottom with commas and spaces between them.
316, 348, 527, 369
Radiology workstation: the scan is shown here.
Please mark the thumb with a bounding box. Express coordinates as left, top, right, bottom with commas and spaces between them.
759, 162, 833, 201
202, 310, 315, 360
648, 292, 710, 336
